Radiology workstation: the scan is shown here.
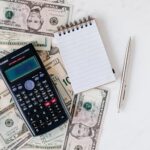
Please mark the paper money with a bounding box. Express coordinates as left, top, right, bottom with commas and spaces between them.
63, 88, 108, 150
0, 104, 32, 150
0, 0, 72, 36
0, 30, 51, 51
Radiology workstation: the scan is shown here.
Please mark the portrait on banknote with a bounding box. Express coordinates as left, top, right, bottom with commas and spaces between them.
70, 123, 95, 139
27, 6, 44, 32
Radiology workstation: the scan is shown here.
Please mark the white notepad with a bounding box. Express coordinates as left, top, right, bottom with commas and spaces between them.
54, 18, 116, 94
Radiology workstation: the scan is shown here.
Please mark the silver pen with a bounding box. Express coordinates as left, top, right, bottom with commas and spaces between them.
118, 37, 132, 112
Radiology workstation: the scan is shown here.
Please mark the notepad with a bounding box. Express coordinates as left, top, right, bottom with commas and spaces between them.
54, 17, 116, 94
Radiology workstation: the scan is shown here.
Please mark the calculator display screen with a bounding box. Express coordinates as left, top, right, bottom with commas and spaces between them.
5, 56, 40, 82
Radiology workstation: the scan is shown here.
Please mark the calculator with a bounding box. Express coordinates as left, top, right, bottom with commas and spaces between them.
0, 44, 70, 136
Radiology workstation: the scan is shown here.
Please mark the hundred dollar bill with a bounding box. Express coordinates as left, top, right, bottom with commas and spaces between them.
0, 30, 51, 51
63, 88, 109, 150
0, 104, 32, 150
0, 0, 72, 36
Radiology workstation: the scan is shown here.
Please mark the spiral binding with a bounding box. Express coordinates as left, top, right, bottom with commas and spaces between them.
57, 16, 93, 36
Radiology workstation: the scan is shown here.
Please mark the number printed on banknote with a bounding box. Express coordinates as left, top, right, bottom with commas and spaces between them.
0, 0, 72, 36
63, 88, 109, 150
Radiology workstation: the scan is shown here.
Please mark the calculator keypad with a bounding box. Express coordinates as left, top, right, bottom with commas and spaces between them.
11, 72, 68, 135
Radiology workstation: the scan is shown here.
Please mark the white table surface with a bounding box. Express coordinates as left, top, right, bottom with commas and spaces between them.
71, 0, 150, 150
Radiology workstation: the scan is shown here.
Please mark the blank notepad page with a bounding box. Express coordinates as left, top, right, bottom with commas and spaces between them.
54, 20, 115, 94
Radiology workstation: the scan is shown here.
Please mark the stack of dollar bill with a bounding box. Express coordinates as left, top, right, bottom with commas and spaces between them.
0, 0, 109, 150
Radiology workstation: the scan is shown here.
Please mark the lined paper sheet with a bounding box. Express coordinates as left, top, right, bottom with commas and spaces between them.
54, 20, 116, 94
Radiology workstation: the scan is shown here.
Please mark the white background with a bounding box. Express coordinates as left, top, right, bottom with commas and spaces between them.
72, 0, 150, 150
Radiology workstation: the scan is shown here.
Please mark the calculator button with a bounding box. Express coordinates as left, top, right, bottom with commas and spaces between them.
39, 119, 43, 123
33, 101, 38, 106
51, 114, 55, 117
47, 122, 52, 126
31, 120, 36, 124
39, 73, 44, 77
35, 129, 39, 132
12, 87, 17, 92
39, 87, 44, 91
16, 94, 21, 98
58, 110, 62, 113
23, 96, 28, 99
44, 84, 49, 88
27, 112, 31, 116
18, 85, 23, 90
44, 101, 51, 107
31, 97, 36, 101
42, 92, 46, 95
34, 90, 38, 94
46, 117, 49, 120
60, 116, 65, 119
21, 91, 26, 95
36, 95, 41, 98
37, 82, 42, 87
36, 114, 40, 118
18, 98, 23, 102
40, 105, 44, 109
23, 107, 28, 111
42, 80, 47, 84
39, 99, 44, 103
33, 109, 37, 113
35, 77, 39, 81
42, 111, 46, 115
43, 96, 49, 100
55, 104, 59, 108
54, 119, 59, 122
51, 98, 57, 104
26, 100, 30, 104
24, 80, 35, 90
30, 117, 34, 121
20, 103, 26, 107
29, 93, 33, 97
48, 92, 54, 96
47, 89, 52, 93
28, 104, 33, 108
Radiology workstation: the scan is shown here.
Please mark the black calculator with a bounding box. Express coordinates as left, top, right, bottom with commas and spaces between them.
0, 44, 70, 136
